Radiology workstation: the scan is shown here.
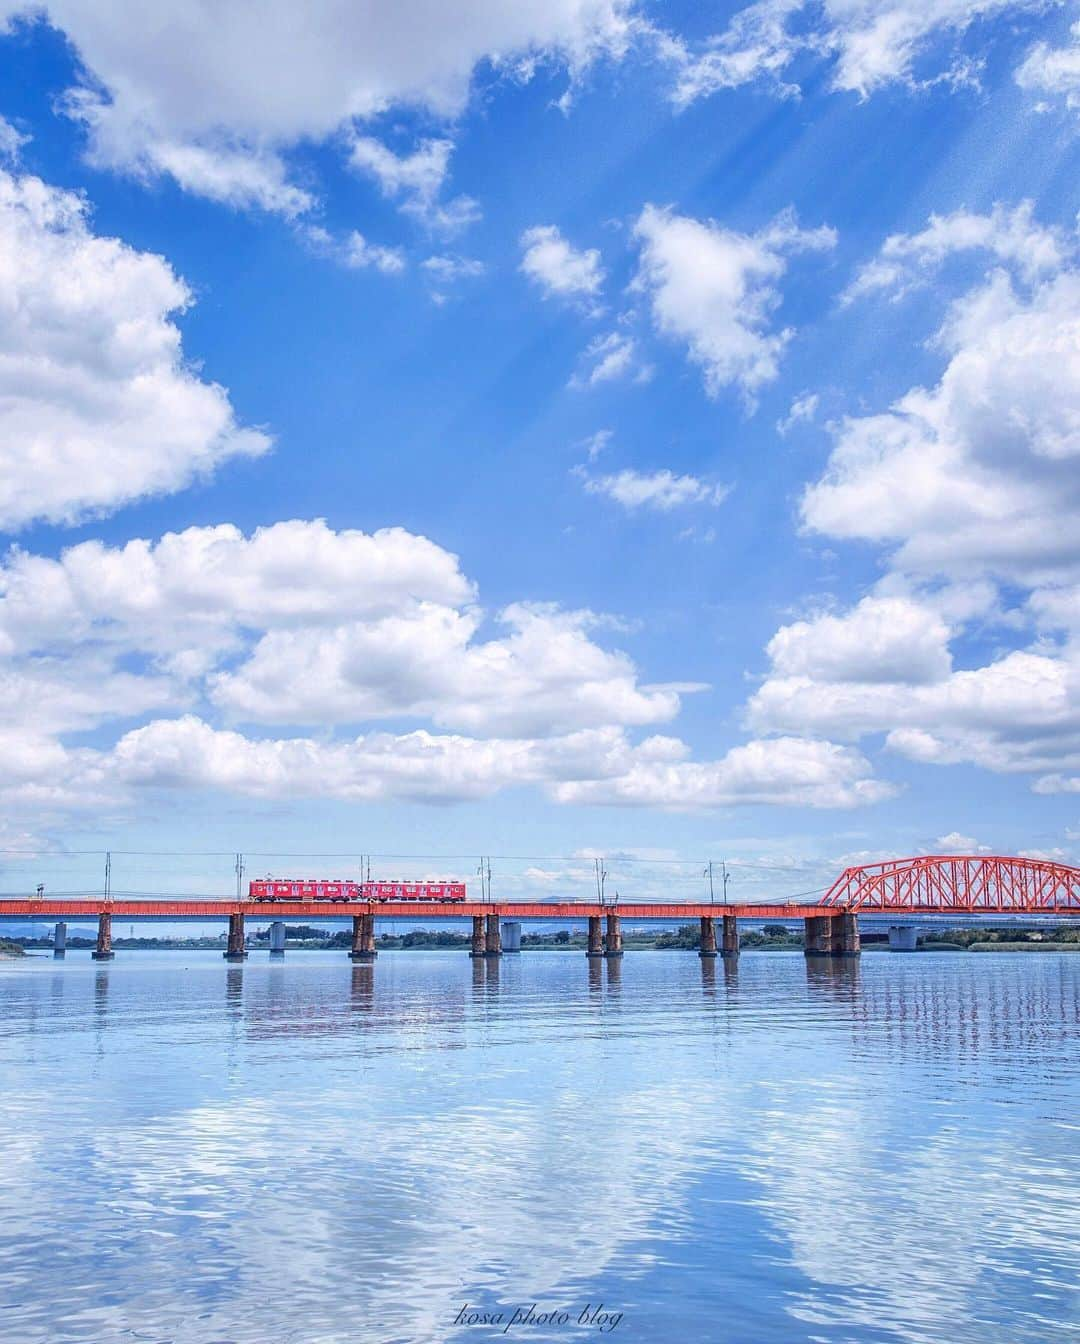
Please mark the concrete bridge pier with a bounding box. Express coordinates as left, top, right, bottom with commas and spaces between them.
53, 921, 66, 957
888, 925, 918, 951
586, 915, 604, 958
484, 913, 502, 957
803, 916, 836, 957
349, 912, 377, 961
721, 914, 740, 959
91, 911, 114, 960
501, 921, 522, 953
604, 912, 624, 958
835, 911, 860, 957
269, 920, 286, 956
224, 912, 247, 961
699, 915, 718, 958
469, 915, 485, 958
355, 912, 377, 961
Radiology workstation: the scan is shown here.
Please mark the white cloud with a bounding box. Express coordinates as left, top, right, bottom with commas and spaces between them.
421, 255, 485, 284
109, 715, 538, 804
8, 1, 639, 212
669, 1, 1048, 104
764, 597, 952, 686
802, 268, 1080, 587
665, 0, 805, 106
752, 644, 1080, 774
1033, 774, 1080, 794
0, 520, 472, 659
349, 136, 480, 234
580, 428, 613, 460
843, 201, 1071, 303
552, 735, 894, 809
576, 467, 730, 511
931, 831, 990, 853
302, 225, 405, 274
520, 224, 604, 305
570, 330, 651, 387
0, 114, 27, 162
0, 513, 893, 814
1016, 845, 1069, 860
0, 167, 269, 529
777, 392, 819, 434
632, 204, 836, 400
1016, 20, 1080, 112
209, 601, 683, 737
104, 717, 891, 811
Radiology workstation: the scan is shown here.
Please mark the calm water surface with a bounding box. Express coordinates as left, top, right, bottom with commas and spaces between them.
1, 949, 1077, 1344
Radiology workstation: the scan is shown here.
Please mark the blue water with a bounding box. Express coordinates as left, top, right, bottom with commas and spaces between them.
0, 949, 1077, 1344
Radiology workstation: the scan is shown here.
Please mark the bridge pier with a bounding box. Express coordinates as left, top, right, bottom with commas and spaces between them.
53, 921, 66, 957
224, 912, 247, 961
501, 920, 522, 953
699, 915, 718, 958
835, 911, 860, 957
484, 913, 502, 957
469, 915, 485, 958
803, 916, 836, 956
721, 913, 739, 959
586, 915, 604, 958
888, 925, 918, 952
604, 912, 623, 958
269, 920, 286, 956
91, 911, 114, 960
349, 912, 377, 961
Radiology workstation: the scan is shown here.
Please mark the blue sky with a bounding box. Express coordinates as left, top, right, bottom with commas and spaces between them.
0, 1, 1078, 902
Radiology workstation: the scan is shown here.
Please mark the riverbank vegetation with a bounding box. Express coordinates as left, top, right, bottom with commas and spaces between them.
6, 925, 1079, 953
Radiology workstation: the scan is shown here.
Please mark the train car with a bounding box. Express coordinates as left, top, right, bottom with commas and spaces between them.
250, 878, 466, 903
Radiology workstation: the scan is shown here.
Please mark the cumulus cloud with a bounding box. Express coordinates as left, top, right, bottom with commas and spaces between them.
932, 831, 990, 853
764, 597, 953, 685
0, 167, 269, 529
520, 225, 604, 306
570, 330, 651, 387
752, 637, 1079, 775
209, 602, 683, 738
751, 207, 1080, 800
0, 520, 473, 658
0, 514, 894, 814
668, 0, 1048, 104
349, 136, 480, 234
843, 201, 1070, 303
552, 735, 894, 809
632, 204, 836, 400
748, 592, 1078, 772
104, 717, 891, 811
1016, 20, 1080, 112
802, 268, 1080, 586
6, 1, 639, 211
576, 467, 730, 511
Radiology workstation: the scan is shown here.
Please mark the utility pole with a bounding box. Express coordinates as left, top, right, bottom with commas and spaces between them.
104, 851, 111, 902
235, 852, 244, 900
705, 860, 715, 905
722, 861, 730, 905
595, 857, 607, 907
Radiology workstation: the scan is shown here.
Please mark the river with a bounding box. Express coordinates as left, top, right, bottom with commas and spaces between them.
0, 949, 1077, 1343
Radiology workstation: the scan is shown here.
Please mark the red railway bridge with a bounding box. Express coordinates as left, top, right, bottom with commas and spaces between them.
4, 855, 1078, 961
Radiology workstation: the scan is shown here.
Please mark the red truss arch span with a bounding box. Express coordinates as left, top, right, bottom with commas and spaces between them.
819, 855, 1080, 914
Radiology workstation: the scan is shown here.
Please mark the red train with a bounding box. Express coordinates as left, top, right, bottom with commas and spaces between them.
249, 878, 466, 904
